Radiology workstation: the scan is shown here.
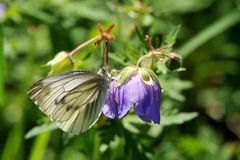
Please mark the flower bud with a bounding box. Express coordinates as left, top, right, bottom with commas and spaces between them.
165, 52, 182, 71
45, 51, 74, 75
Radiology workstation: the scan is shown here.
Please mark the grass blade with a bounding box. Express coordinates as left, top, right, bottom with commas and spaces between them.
0, 23, 5, 106
179, 10, 240, 58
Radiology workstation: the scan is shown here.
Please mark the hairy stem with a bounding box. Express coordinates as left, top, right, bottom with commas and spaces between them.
137, 52, 153, 67
68, 35, 101, 57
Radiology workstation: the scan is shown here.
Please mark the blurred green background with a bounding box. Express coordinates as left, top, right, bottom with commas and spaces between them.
0, 0, 240, 160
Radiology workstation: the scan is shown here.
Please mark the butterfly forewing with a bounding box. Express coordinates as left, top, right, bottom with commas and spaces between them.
28, 71, 109, 134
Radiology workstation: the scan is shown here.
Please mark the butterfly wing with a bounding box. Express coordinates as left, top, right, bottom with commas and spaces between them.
28, 71, 108, 134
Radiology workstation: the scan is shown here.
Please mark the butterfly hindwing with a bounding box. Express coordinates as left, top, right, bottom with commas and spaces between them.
28, 71, 108, 134
56, 86, 106, 134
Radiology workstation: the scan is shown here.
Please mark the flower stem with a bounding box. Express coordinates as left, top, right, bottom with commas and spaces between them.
137, 52, 153, 67
67, 23, 115, 57
68, 35, 101, 57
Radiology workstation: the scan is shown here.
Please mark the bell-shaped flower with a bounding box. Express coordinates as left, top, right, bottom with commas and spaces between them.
103, 67, 162, 123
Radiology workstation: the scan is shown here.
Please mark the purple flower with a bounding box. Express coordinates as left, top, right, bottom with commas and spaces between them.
102, 68, 161, 123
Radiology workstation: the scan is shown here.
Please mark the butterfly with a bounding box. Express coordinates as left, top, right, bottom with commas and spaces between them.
27, 42, 110, 135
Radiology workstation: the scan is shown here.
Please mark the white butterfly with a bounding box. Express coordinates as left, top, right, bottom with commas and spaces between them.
28, 42, 110, 135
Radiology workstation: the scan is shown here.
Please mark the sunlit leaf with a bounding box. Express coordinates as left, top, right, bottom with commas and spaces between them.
162, 112, 198, 126
25, 123, 57, 139
122, 115, 145, 134
162, 25, 181, 47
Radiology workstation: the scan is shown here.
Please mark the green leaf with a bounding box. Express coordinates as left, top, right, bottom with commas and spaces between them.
135, 25, 146, 45
122, 115, 145, 134
25, 123, 57, 139
109, 52, 127, 66
0, 24, 5, 106
29, 132, 51, 160
162, 25, 181, 48
162, 112, 198, 126
159, 77, 193, 101
1, 123, 23, 160
61, 147, 89, 160
178, 10, 240, 58
147, 125, 163, 138
156, 61, 168, 74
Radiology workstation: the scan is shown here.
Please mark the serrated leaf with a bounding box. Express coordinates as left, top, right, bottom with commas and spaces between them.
161, 112, 198, 126
122, 115, 145, 134
25, 123, 57, 139
162, 25, 181, 47
159, 77, 193, 101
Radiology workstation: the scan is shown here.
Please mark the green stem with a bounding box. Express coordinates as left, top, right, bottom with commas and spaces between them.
29, 132, 51, 160
136, 52, 153, 67
102, 41, 109, 74
1, 123, 23, 160
178, 10, 240, 58
0, 23, 4, 106
137, 49, 171, 67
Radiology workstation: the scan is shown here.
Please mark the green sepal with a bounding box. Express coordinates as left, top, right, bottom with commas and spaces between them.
175, 67, 186, 72
139, 67, 160, 86
110, 69, 119, 77
138, 67, 153, 86
144, 68, 160, 85
117, 66, 137, 87
45, 51, 74, 75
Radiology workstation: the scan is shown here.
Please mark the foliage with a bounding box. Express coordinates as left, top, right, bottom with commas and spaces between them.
1, 0, 240, 160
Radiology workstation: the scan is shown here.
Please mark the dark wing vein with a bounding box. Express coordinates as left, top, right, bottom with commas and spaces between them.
28, 70, 108, 134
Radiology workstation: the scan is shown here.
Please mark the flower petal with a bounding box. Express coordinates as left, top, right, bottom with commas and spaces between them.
125, 75, 161, 123
102, 79, 131, 119
103, 73, 161, 124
